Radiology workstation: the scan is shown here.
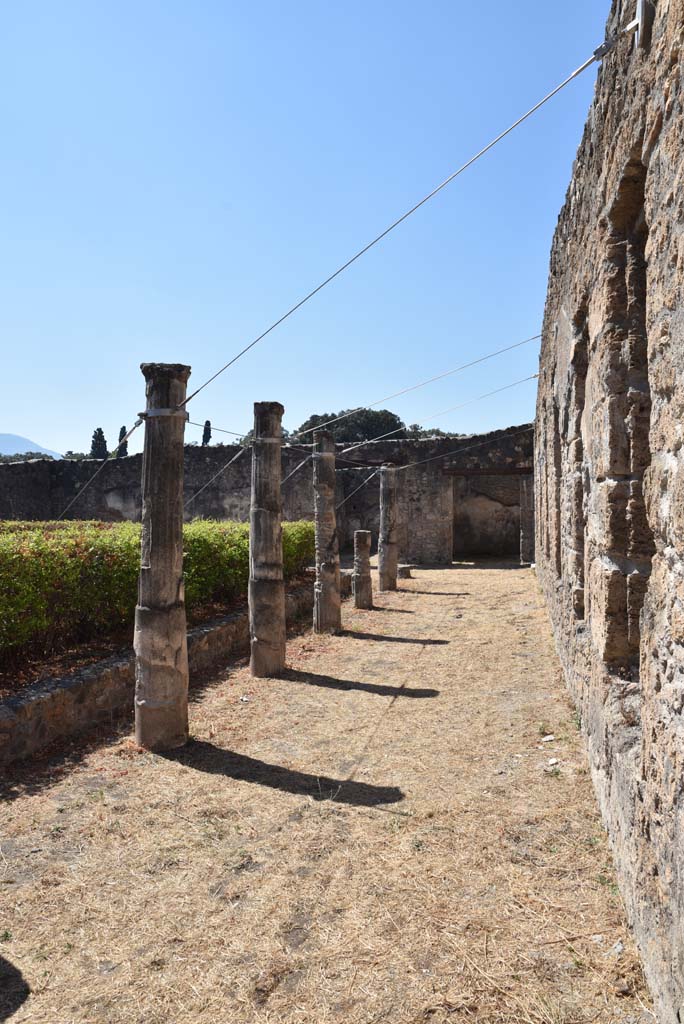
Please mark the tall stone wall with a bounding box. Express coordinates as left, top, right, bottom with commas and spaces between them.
338, 426, 533, 561
453, 475, 521, 557
0, 426, 533, 564
535, 2, 684, 1017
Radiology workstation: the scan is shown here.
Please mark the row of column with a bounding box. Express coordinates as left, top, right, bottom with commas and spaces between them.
133, 363, 400, 752
132, 363, 534, 754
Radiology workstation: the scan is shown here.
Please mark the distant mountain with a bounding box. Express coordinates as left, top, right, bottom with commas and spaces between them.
0, 434, 62, 460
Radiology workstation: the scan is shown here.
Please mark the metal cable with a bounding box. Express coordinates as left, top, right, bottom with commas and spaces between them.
332, 427, 535, 510
189, 370, 538, 501
396, 426, 535, 472
295, 335, 541, 440
184, 445, 248, 510
181, 426, 362, 506
188, 420, 245, 439
180, 44, 599, 408
186, 331, 541, 454
336, 469, 381, 512
56, 419, 143, 521
340, 374, 539, 455
283, 443, 361, 467
281, 455, 313, 487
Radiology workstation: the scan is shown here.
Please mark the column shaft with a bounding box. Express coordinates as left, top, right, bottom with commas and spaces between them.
353, 529, 373, 609
134, 362, 191, 751
249, 402, 286, 677
313, 430, 341, 632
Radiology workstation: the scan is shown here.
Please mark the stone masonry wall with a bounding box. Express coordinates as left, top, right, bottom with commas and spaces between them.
0, 426, 533, 562
535, 2, 684, 1017
453, 475, 521, 557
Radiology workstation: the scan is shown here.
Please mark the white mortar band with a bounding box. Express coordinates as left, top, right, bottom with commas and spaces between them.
139, 409, 190, 421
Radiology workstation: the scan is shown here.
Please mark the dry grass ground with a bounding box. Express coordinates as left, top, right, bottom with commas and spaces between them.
0, 563, 653, 1023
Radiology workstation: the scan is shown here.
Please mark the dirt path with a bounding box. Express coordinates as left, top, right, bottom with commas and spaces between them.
1, 563, 652, 1023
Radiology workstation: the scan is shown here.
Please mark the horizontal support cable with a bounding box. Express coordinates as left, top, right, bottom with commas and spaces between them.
340, 374, 539, 455
184, 446, 248, 509
295, 336, 541, 440
181, 42, 603, 407
57, 419, 143, 521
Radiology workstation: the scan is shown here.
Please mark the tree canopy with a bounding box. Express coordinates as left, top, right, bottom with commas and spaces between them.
236, 409, 465, 446
90, 428, 108, 460
0, 451, 55, 464
116, 426, 128, 458
294, 408, 407, 444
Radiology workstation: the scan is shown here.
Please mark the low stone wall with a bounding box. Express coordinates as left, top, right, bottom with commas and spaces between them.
0, 574, 352, 768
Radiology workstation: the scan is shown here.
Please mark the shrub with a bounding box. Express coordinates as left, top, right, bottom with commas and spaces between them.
0, 519, 314, 662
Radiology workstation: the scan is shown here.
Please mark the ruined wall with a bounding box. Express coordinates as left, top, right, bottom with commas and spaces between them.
535, 2, 684, 1017
453, 475, 521, 557
0, 447, 314, 526
336, 426, 532, 561
0, 427, 533, 563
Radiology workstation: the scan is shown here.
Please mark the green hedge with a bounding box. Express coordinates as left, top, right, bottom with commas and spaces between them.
0, 520, 314, 661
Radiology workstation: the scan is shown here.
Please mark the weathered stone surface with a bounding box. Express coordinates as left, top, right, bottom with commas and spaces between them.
134, 363, 190, 752
313, 431, 342, 633
519, 476, 535, 565
401, 465, 452, 564
0, 427, 534, 558
535, 3, 684, 1018
352, 529, 373, 609
455, 474, 521, 558
249, 402, 286, 677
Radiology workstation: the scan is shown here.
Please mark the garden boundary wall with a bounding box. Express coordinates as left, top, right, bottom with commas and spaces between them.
0, 426, 534, 563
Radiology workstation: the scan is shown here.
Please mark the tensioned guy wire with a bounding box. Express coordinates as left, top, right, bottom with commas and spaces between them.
292, 336, 541, 440
179, 41, 604, 409
334, 427, 536, 511
184, 445, 247, 509
188, 420, 244, 439
397, 426, 535, 473
185, 330, 540, 453
57, 419, 143, 521
187, 362, 539, 499
340, 374, 539, 455
280, 448, 364, 488
281, 455, 313, 487
336, 469, 380, 512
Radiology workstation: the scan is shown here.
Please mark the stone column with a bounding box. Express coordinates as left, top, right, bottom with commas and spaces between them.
378, 465, 399, 591
134, 363, 191, 751
520, 474, 535, 565
249, 402, 286, 677
352, 529, 373, 609
313, 430, 341, 633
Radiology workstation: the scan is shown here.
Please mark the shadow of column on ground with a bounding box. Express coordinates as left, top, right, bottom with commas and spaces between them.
0, 955, 30, 1021
163, 740, 404, 807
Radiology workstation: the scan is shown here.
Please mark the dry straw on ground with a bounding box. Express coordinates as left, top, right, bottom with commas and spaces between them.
1, 563, 652, 1023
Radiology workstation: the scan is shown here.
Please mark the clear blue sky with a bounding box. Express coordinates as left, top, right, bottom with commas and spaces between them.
1, 0, 608, 455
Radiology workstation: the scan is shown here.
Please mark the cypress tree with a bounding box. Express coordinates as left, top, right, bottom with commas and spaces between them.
116, 425, 128, 458
202, 420, 212, 446
90, 428, 108, 460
